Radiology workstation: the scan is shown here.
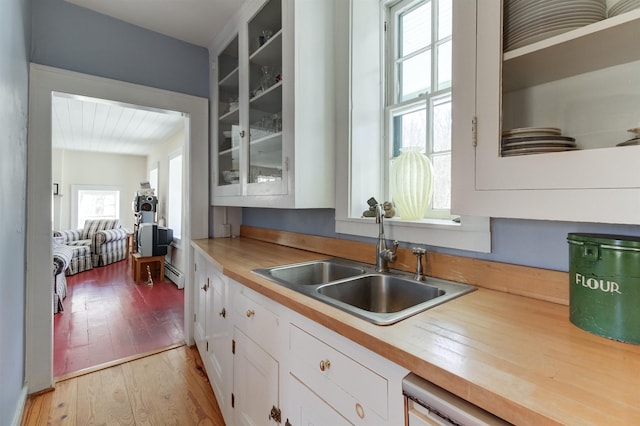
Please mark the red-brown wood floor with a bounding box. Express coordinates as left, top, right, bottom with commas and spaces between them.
54, 258, 184, 378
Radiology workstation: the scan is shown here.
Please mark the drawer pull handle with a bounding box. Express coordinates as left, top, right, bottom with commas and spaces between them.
246, 309, 255, 318
355, 402, 365, 419
319, 359, 331, 371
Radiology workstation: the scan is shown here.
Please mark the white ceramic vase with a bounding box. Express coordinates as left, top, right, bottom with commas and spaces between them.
389, 147, 434, 220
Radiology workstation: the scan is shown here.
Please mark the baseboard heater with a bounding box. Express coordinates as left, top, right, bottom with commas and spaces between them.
165, 262, 184, 289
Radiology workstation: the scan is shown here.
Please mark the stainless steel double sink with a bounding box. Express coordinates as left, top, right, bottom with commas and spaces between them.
252, 258, 475, 325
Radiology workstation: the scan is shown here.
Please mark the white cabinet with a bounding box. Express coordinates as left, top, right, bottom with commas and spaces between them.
192, 251, 232, 423
211, 0, 336, 208
233, 328, 281, 425
452, 4, 640, 224
193, 251, 209, 357
231, 283, 284, 425
288, 374, 353, 426
206, 266, 232, 420
288, 322, 407, 426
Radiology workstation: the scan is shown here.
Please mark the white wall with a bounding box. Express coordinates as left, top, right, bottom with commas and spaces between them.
53, 149, 147, 231
147, 128, 186, 272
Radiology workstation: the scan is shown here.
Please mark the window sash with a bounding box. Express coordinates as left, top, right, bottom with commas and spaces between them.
168, 152, 182, 240
386, 0, 452, 219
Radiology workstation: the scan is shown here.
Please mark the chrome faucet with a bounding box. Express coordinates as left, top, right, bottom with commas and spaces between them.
375, 203, 398, 273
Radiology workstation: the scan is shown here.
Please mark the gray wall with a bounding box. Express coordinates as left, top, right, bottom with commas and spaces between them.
0, 0, 30, 423
1, 0, 208, 422
31, 0, 209, 97
242, 209, 640, 272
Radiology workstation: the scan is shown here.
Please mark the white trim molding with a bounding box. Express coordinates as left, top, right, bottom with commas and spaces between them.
26, 64, 208, 392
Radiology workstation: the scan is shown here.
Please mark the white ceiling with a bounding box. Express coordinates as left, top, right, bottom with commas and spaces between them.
65, 0, 242, 48
52, 93, 186, 156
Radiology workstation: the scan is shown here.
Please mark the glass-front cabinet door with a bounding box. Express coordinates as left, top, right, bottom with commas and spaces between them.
211, 0, 335, 208
216, 35, 241, 195
247, 0, 284, 195
452, 3, 640, 224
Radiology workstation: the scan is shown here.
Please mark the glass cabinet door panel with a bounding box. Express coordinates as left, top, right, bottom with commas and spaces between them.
217, 35, 240, 189
247, 0, 283, 186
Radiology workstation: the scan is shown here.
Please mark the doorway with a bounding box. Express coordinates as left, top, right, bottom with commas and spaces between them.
50, 92, 188, 377
26, 64, 209, 392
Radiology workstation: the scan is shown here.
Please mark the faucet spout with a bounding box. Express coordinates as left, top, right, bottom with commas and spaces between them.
375, 203, 398, 273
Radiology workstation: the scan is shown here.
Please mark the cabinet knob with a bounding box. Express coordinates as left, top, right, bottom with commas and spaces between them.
355, 402, 365, 419
219, 308, 226, 318
319, 359, 331, 371
246, 309, 255, 318
240, 130, 246, 138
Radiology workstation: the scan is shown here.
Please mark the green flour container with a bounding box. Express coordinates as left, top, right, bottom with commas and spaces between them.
567, 233, 640, 345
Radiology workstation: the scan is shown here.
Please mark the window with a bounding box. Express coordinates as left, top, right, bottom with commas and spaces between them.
386, 0, 452, 218
71, 185, 120, 229
149, 164, 158, 195
336, 0, 490, 253
168, 151, 182, 241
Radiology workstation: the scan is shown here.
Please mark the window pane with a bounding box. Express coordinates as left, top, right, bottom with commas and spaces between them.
431, 153, 450, 210
399, 51, 431, 101
149, 167, 158, 194
437, 40, 452, 90
168, 154, 182, 239
392, 106, 427, 157
433, 98, 451, 152
400, 1, 431, 57
78, 190, 119, 228
438, 0, 452, 40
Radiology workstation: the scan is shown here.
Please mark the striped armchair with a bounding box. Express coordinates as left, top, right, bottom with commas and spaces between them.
54, 219, 131, 274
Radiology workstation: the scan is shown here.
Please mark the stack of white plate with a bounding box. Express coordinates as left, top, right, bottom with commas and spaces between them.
616, 127, 640, 146
608, 0, 640, 16
501, 127, 578, 156
504, 0, 606, 51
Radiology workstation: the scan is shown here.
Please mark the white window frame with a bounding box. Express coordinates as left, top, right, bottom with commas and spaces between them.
335, 0, 490, 253
71, 184, 121, 229
167, 150, 183, 245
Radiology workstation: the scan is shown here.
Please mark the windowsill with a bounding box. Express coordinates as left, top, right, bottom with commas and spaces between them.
335, 215, 491, 253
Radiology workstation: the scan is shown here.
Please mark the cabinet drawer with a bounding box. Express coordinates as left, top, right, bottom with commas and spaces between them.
233, 286, 280, 354
289, 324, 388, 423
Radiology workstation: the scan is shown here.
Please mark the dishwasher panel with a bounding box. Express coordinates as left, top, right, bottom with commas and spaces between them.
403, 373, 512, 426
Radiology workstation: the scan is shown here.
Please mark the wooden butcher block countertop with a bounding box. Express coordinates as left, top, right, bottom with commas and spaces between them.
192, 232, 640, 426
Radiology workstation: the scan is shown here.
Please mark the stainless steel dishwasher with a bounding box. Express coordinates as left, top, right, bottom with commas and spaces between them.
403, 374, 512, 426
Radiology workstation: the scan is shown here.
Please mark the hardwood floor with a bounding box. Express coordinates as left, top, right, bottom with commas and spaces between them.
55, 259, 184, 377
22, 345, 225, 425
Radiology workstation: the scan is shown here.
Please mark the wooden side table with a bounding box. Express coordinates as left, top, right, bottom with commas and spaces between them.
126, 233, 135, 260
132, 253, 165, 282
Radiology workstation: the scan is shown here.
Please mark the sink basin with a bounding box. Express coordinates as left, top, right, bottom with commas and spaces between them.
317, 274, 444, 313
315, 274, 474, 325
253, 259, 366, 287
252, 258, 475, 325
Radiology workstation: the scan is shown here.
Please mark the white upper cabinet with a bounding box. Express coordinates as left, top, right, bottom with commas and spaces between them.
452, 3, 640, 224
211, 0, 336, 208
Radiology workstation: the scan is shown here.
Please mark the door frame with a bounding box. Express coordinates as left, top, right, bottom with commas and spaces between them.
26, 64, 209, 392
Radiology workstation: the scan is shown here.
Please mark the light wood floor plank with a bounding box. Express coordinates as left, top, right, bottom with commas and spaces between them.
22, 346, 224, 426
99, 366, 136, 425
121, 352, 182, 425
21, 389, 53, 426
50, 378, 77, 425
